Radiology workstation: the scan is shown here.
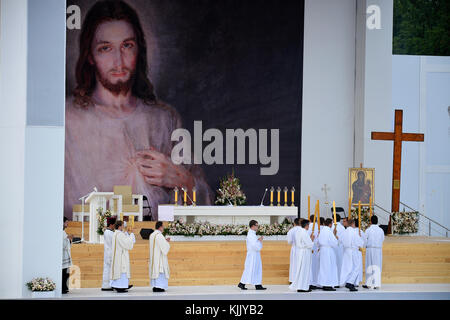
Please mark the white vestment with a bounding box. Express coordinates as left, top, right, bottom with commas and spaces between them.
289, 227, 313, 291
149, 230, 171, 287
307, 223, 320, 286
317, 226, 339, 287
102, 229, 114, 289
287, 226, 301, 282
356, 229, 365, 284
339, 227, 364, 286
110, 230, 134, 288
240, 229, 263, 285
62, 230, 72, 269
331, 223, 346, 280
363, 224, 384, 287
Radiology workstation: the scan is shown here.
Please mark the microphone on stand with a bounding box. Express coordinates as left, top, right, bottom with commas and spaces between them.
260, 188, 268, 206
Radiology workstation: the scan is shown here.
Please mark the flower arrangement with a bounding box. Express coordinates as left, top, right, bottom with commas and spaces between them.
392, 211, 419, 234
215, 171, 247, 206
26, 277, 56, 292
350, 206, 371, 231
96, 207, 112, 235
164, 220, 294, 237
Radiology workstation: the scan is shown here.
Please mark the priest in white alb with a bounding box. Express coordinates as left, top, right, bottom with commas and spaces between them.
110, 220, 134, 293
149, 221, 171, 292
238, 220, 266, 290
363, 215, 385, 289
287, 218, 301, 283
331, 214, 346, 283
317, 219, 339, 291
307, 217, 320, 289
101, 217, 116, 291
339, 219, 364, 291
355, 220, 365, 286
289, 219, 315, 292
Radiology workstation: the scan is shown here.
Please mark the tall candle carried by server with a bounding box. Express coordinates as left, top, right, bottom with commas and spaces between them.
307, 195, 311, 220
358, 201, 361, 235
312, 202, 318, 233
369, 196, 373, 218
348, 197, 352, 219
333, 201, 337, 225
317, 200, 321, 231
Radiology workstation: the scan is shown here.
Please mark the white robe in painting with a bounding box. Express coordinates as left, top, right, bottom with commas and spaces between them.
331, 223, 346, 280
287, 226, 301, 283
317, 226, 339, 287
110, 230, 134, 288
149, 230, 171, 289
289, 227, 314, 291
363, 224, 385, 287
339, 227, 364, 286
307, 222, 320, 286
102, 229, 114, 289
240, 229, 263, 285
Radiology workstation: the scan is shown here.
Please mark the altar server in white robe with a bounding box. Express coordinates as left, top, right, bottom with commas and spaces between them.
289, 219, 315, 292
238, 220, 266, 290
307, 217, 320, 289
363, 215, 385, 289
149, 221, 171, 292
287, 218, 301, 283
101, 217, 116, 291
317, 219, 339, 291
110, 220, 134, 292
355, 220, 365, 286
331, 214, 346, 283
339, 219, 364, 291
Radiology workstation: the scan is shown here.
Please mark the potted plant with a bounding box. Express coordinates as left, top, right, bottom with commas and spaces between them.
26, 277, 56, 298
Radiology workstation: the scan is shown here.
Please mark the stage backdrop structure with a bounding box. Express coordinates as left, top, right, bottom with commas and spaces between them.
64, 0, 304, 221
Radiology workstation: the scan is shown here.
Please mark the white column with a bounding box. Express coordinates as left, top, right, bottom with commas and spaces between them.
0, 0, 28, 299
354, 0, 394, 212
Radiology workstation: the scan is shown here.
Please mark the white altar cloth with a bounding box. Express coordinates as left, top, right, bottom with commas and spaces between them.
157, 205, 298, 225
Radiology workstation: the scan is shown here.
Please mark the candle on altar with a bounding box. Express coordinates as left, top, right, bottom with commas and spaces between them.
193, 187, 197, 206
276, 187, 281, 206
270, 187, 274, 206
333, 200, 337, 225
317, 200, 320, 232
358, 201, 361, 235
348, 197, 352, 219
183, 188, 187, 206
307, 195, 311, 220
283, 187, 288, 206
291, 187, 295, 206
174, 187, 178, 206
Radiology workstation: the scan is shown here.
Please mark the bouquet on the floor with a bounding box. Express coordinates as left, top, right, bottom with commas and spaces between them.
96, 207, 112, 235
26, 277, 56, 292
392, 210, 419, 234
215, 171, 247, 206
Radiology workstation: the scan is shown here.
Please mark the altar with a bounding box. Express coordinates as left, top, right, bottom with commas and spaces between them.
158, 205, 298, 225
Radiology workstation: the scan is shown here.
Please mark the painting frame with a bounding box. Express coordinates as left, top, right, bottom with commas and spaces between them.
348, 167, 375, 206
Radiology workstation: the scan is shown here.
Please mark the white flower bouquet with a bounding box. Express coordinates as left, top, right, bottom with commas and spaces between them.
392, 211, 419, 234
350, 207, 371, 231
26, 277, 56, 292
215, 172, 247, 206
96, 207, 112, 235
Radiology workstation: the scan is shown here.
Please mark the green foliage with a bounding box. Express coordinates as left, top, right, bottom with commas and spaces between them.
393, 0, 450, 56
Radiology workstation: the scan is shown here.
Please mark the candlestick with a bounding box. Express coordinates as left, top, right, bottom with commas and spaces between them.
283, 187, 288, 206
183, 187, 187, 206
348, 197, 352, 219
120, 213, 123, 222
358, 201, 361, 235
291, 187, 295, 206
333, 200, 337, 226
307, 195, 310, 220
270, 187, 274, 206
276, 187, 281, 206
317, 200, 320, 232
174, 187, 178, 206
311, 203, 317, 233
193, 187, 197, 206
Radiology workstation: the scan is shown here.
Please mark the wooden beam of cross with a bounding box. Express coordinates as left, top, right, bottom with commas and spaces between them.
371, 109, 424, 233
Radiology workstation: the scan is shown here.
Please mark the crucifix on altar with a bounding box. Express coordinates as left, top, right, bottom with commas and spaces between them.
371, 109, 424, 233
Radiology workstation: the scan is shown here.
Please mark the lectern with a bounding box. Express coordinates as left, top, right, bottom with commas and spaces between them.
85, 192, 114, 243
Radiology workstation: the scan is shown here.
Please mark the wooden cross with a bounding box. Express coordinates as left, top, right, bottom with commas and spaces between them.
371, 109, 424, 232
